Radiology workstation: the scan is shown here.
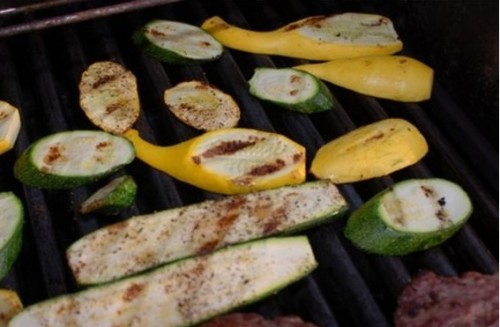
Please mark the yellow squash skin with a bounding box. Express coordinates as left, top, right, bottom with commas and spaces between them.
295, 55, 434, 102
201, 14, 403, 61
311, 118, 428, 183
124, 129, 306, 194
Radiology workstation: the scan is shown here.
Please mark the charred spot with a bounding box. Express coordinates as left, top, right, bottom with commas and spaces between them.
435, 208, 448, 222
92, 74, 119, 89
201, 139, 258, 158
361, 17, 389, 27
192, 155, 201, 164
365, 132, 384, 143
421, 185, 435, 197
106, 102, 123, 114
122, 283, 144, 302
399, 59, 408, 64
198, 239, 219, 254
282, 15, 325, 31
263, 207, 286, 235
0, 111, 7, 119
200, 41, 212, 47
293, 152, 304, 163
438, 197, 446, 206
43, 144, 64, 165
290, 89, 299, 96
290, 75, 301, 84
147, 28, 167, 37
249, 159, 286, 176
96, 141, 111, 150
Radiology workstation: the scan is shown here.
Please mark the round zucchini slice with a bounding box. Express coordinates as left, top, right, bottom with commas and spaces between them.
14, 130, 135, 189
0, 192, 23, 281
344, 178, 473, 256
133, 20, 224, 64
248, 67, 335, 113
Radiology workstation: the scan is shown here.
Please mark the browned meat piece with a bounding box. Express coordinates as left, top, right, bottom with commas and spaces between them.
201, 313, 319, 327
394, 270, 499, 327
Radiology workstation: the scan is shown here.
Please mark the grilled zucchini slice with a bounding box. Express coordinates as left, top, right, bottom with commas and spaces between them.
344, 178, 473, 255
133, 20, 224, 64
14, 131, 135, 189
12, 236, 317, 327
248, 67, 335, 113
0, 192, 23, 281
67, 180, 347, 285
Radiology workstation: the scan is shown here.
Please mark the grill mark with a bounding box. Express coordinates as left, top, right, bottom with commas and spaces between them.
201, 139, 259, 159
92, 73, 120, 89
122, 283, 144, 302
283, 15, 325, 31
249, 159, 285, 176
43, 144, 64, 165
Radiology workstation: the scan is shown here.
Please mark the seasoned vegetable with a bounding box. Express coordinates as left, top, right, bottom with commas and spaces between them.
248, 67, 335, 113
0, 101, 21, 155
67, 180, 347, 285
311, 118, 428, 183
79, 61, 140, 135
164, 80, 240, 131
11, 236, 317, 327
344, 178, 473, 255
0, 192, 23, 281
201, 13, 402, 61
133, 19, 224, 64
295, 55, 434, 102
0, 289, 22, 327
14, 131, 135, 189
79, 175, 137, 215
124, 128, 305, 194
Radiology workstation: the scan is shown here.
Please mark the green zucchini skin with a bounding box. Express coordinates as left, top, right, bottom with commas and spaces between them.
79, 175, 137, 215
0, 192, 23, 281
132, 20, 224, 65
14, 131, 135, 189
248, 68, 336, 114
344, 178, 473, 256
10, 236, 317, 327
67, 180, 347, 285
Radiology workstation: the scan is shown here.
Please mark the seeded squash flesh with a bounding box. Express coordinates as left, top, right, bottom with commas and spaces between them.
201, 13, 402, 61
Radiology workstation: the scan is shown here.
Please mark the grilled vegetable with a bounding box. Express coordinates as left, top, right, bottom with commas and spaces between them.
67, 180, 347, 285
295, 55, 434, 102
344, 178, 473, 255
14, 131, 135, 189
201, 13, 402, 61
133, 19, 224, 64
0, 192, 23, 281
79, 61, 140, 135
0, 101, 21, 155
248, 67, 335, 113
0, 289, 22, 326
12, 236, 317, 327
311, 118, 428, 184
164, 80, 240, 131
79, 175, 137, 215
124, 128, 305, 194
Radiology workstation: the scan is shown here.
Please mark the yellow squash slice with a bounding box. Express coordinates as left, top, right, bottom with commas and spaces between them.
295, 55, 434, 102
311, 118, 428, 183
0, 289, 23, 327
124, 128, 305, 194
201, 13, 402, 61
79, 61, 140, 135
0, 101, 21, 155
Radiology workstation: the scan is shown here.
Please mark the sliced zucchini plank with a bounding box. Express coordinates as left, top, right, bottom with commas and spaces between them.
201, 13, 402, 61
0, 192, 23, 281
67, 180, 346, 285
344, 178, 473, 255
14, 131, 135, 189
311, 118, 428, 184
0, 289, 23, 327
12, 236, 317, 327
0, 101, 21, 156
133, 20, 224, 64
164, 81, 240, 131
79, 175, 137, 215
79, 61, 140, 135
248, 67, 335, 113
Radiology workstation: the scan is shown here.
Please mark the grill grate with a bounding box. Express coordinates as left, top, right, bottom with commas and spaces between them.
0, 0, 498, 326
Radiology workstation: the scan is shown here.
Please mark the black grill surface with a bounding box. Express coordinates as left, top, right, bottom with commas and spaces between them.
0, 0, 498, 326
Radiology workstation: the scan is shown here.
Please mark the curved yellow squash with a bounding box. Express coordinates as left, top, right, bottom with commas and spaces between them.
311, 118, 428, 183
295, 55, 434, 102
125, 128, 305, 194
201, 13, 403, 61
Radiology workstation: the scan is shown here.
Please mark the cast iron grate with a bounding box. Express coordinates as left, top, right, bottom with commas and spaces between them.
0, 0, 497, 326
